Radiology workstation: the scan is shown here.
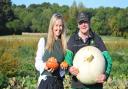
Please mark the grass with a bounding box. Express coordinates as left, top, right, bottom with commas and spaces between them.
0, 35, 128, 89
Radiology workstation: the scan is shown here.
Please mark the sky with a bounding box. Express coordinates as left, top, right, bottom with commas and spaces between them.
11, 0, 128, 8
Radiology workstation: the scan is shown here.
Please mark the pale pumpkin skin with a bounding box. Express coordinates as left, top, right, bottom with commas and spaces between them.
73, 46, 105, 85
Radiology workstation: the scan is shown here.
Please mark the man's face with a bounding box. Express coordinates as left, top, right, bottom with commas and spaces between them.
78, 20, 90, 34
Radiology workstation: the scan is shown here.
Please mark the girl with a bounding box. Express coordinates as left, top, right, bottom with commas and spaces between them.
35, 13, 68, 89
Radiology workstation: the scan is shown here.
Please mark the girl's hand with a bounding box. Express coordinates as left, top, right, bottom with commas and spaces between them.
69, 66, 79, 76
96, 74, 106, 83
44, 62, 54, 72
60, 61, 68, 70
47, 68, 54, 73
44, 62, 48, 70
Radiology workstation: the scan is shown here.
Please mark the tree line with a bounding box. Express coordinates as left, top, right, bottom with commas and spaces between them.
0, 0, 128, 38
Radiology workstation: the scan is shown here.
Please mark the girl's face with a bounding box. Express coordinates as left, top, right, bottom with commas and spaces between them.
53, 19, 63, 39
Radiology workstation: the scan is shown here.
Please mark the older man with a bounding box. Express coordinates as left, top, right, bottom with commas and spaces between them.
67, 12, 112, 89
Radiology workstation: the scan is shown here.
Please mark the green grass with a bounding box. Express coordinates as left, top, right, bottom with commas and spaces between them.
101, 36, 128, 41
0, 35, 128, 89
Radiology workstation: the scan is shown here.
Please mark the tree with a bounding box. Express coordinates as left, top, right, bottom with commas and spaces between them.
117, 10, 128, 35
67, 17, 77, 35
77, 2, 85, 12
108, 8, 128, 37
69, 0, 78, 17
39, 8, 52, 33
91, 7, 110, 35
0, 0, 14, 35
6, 19, 24, 34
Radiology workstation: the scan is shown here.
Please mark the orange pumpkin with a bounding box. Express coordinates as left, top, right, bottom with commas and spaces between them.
60, 61, 68, 68
46, 57, 59, 70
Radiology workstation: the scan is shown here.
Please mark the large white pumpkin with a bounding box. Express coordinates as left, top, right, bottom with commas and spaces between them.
73, 46, 105, 85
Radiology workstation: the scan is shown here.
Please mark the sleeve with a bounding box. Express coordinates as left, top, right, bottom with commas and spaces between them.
65, 36, 75, 66
95, 35, 112, 80
35, 37, 46, 75
102, 51, 112, 80
95, 36, 107, 52
64, 49, 74, 66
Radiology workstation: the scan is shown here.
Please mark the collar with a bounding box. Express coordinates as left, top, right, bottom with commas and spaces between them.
74, 29, 94, 41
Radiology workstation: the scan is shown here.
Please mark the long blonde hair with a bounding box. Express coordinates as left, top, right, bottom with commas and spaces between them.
45, 13, 67, 54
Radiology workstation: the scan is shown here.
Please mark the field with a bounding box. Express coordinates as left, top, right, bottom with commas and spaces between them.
0, 35, 128, 89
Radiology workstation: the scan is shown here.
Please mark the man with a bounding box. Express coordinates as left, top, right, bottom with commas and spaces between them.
67, 12, 112, 89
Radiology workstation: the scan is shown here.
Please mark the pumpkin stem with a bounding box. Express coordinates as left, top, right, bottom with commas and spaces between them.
86, 54, 94, 62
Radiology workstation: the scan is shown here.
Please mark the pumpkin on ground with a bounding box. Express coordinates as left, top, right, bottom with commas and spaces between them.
46, 57, 59, 70
73, 46, 105, 85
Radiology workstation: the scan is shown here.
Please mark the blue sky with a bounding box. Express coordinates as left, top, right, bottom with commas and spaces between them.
11, 0, 128, 8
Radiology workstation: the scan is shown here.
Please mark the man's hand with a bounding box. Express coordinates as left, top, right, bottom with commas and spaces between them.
69, 66, 79, 76
96, 74, 106, 83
